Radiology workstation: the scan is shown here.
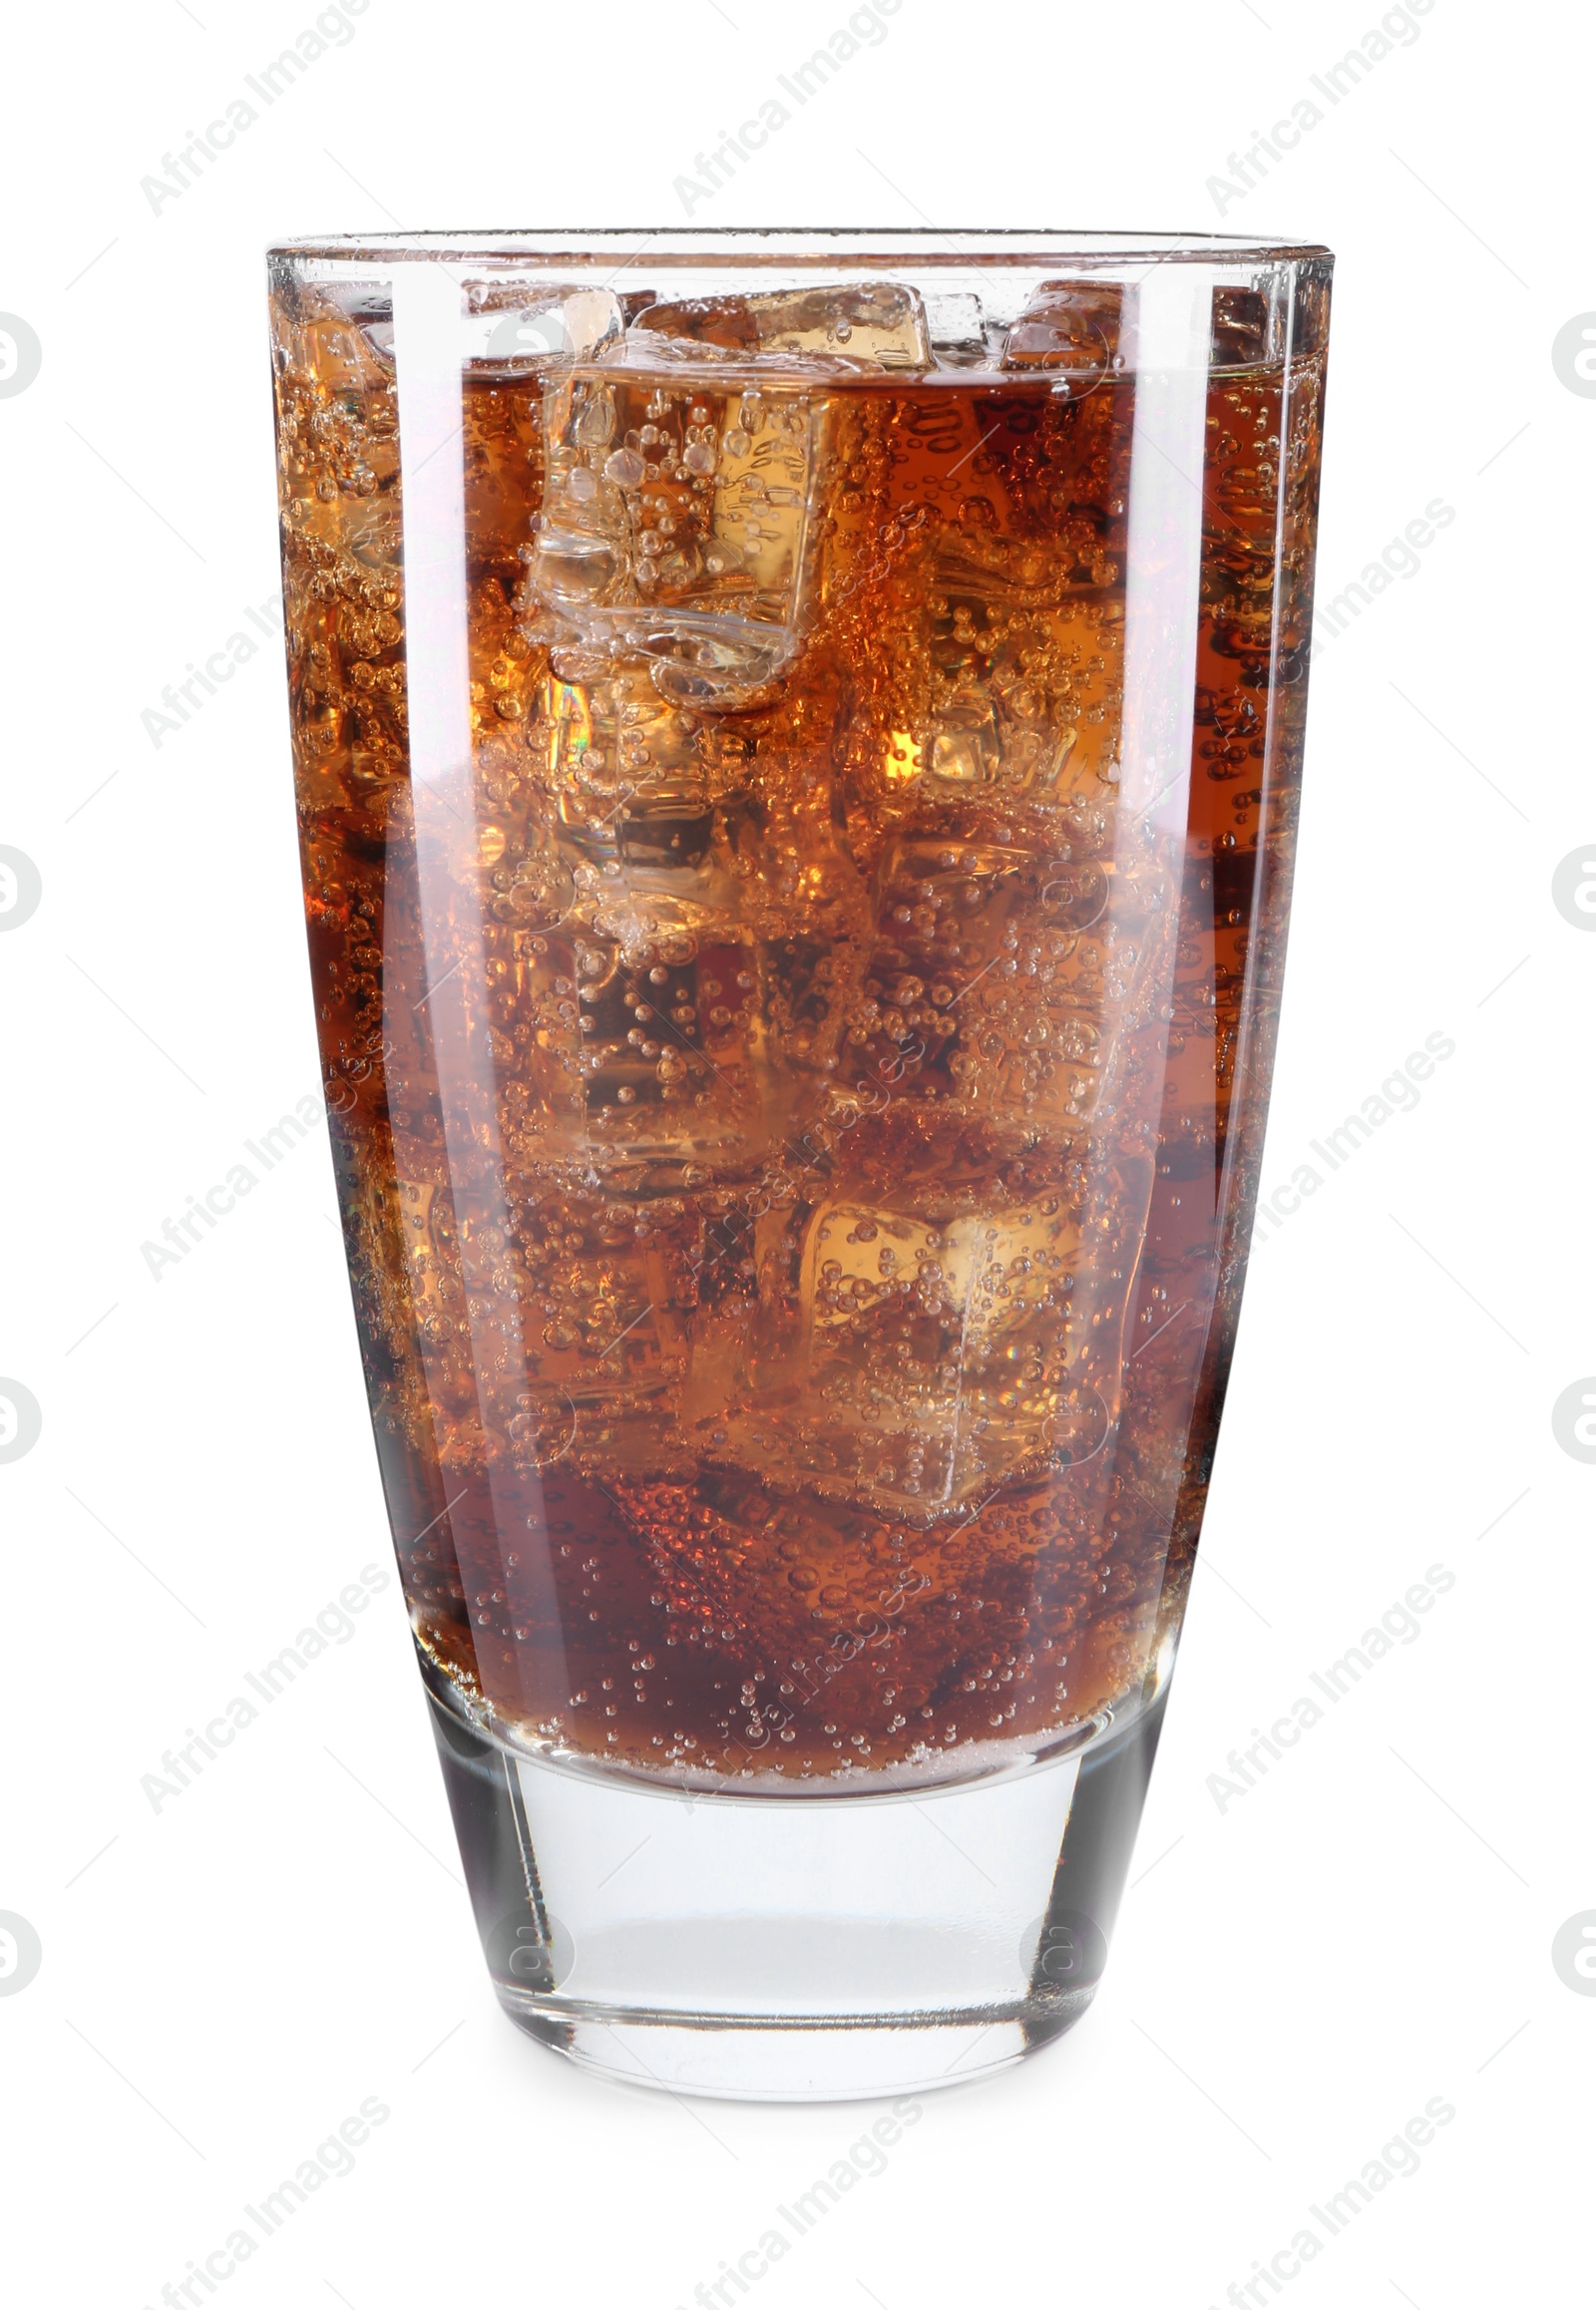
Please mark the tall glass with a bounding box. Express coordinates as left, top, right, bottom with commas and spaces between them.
266, 230, 1331, 2099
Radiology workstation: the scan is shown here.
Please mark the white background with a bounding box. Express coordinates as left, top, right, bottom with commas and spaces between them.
1, 1, 1589, 2303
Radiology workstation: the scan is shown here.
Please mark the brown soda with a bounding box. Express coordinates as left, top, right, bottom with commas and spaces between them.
269, 267, 1327, 1791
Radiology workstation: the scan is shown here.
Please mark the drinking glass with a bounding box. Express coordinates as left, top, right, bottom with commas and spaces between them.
266, 229, 1332, 2099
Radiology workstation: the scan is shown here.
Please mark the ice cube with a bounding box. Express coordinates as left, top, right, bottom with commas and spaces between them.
633, 281, 931, 370
910, 697, 1081, 801
1210, 285, 1274, 370
926, 687, 1000, 784
534, 664, 712, 866
626, 297, 764, 360
354, 284, 625, 372
504, 1182, 696, 1425
506, 680, 870, 1174
525, 456, 632, 612
684, 1191, 1112, 1517
1001, 279, 1125, 381
505, 913, 764, 1170
521, 365, 822, 710
507, 899, 867, 1177
847, 547, 1126, 811
381, 1169, 684, 1477
925, 291, 988, 365
842, 835, 1169, 1140
478, 285, 623, 368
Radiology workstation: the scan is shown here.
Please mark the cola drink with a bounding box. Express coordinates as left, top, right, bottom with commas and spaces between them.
269, 247, 1329, 1799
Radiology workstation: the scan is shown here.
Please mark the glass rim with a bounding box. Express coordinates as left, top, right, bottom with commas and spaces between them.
268, 225, 1334, 269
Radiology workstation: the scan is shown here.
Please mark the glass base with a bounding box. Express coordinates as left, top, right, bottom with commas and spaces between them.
428, 1683, 1166, 2102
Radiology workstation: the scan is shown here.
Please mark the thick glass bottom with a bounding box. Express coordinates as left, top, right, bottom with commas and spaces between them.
428, 1681, 1166, 2103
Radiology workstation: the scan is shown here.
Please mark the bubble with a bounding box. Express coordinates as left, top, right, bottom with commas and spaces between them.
603, 446, 645, 488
